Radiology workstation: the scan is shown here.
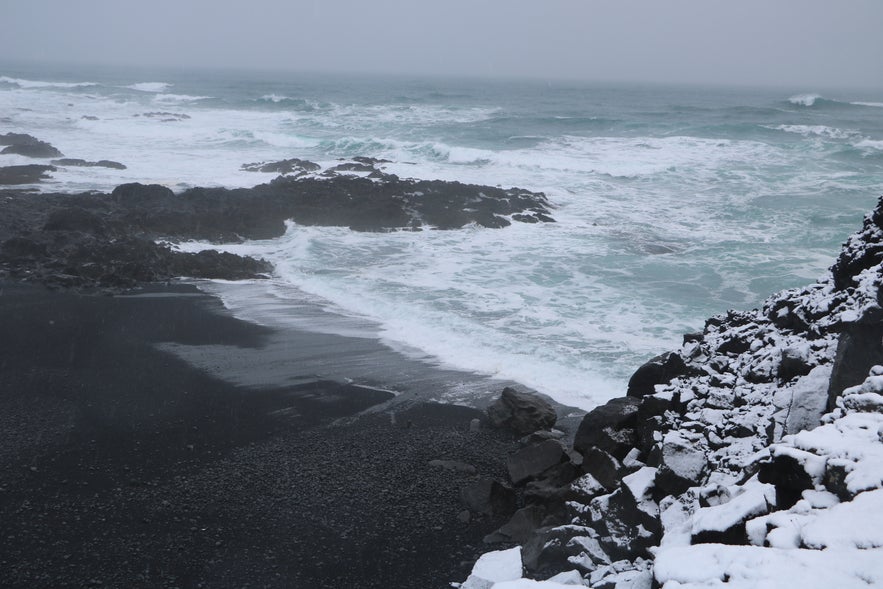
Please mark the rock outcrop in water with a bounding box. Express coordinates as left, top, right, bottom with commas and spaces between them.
0, 132, 63, 158
461, 196, 883, 588
0, 170, 554, 289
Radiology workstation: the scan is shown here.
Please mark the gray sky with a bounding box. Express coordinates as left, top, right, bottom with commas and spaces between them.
4, 0, 883, 88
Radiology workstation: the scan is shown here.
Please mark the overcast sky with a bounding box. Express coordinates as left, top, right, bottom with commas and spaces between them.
3, 0, 882, 88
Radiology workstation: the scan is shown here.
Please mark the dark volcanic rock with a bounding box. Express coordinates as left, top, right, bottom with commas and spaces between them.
0, 133, 63, 158
655, 431, 707, 495
461, 478, 517, 517
777, 346, 813, 382
0, 173, 554, 289
827, 306, 883, 411
52, 158, 127, 170
627, 352, 688, 398
573, 396, 641, 460
487, 387, 557, 435
111, 182, 175, 203
0, 164, 56, 185
507, 440, 567, 485
580, 447, 622, 492
44, 207, 108, 234
758, 454, 814, 509
241, 158, 320, 174
483, 505, 547, 544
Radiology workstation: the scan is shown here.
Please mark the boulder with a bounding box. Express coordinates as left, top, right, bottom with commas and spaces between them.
522, 525, 608, 575
484, 505, 547, 544
581, 447, 623, 492
827, 307, 883, 411
627, 352, 687, 398
655, 431, 707, 496
487, 387, 557, 434
241, 158, 320, 174
757, 454, 813, 508
51, 158, 127, 170
0, 133, 62, 158
507, 440, 567, 485
689, 482, 775, 545
461, 477, 516, 517
777, 346, 814, 382
573, 396, 641, 460
111, 182, 175, 203
0, 164, 57, 185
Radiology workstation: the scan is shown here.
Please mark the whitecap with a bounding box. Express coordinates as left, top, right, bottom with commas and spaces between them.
0, 75, 98, 89
126, 82, 172, 93
852, 101, 883, 108
153, 93, 211, 103
788, 93, 822, 107
260, 94, 290, 103
771, 124, 859, 140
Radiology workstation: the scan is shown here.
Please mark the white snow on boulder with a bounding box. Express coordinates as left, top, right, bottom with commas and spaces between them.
461, 547, 523, 589
654, 544, 883, 589
690, 479, 775, 537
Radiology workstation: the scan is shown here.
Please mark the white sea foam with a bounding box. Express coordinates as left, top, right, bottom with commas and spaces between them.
854, 139, 883, 151
772, 124, 859, 140
260, 94, 290, 103
789, 93, 823, 107
852, 101, 883, 108
126, 82, 172, 93
152, 93, 211, 103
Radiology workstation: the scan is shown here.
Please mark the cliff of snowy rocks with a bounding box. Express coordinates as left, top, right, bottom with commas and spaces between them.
460, 197, 883, 589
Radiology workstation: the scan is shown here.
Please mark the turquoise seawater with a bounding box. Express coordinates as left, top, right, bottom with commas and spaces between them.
2, 63, 882, 407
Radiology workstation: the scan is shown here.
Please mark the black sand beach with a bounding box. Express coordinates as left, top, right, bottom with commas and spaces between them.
0, 281, 524, 588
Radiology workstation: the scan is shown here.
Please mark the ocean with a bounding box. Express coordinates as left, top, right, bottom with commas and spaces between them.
2, 62, 882, 409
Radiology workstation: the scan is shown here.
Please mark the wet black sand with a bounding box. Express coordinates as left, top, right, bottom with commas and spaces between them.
0, 281, 520, 588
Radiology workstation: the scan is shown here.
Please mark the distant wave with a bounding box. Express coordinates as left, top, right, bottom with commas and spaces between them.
771, 124, 861, 140
126, 82, 172, 93
153, 93, 211, 103
787, 93, 881, 110
0, 75, 98, 89
260, 94, 290, 103
255, 94, 319, 110
788, 93, 824, 107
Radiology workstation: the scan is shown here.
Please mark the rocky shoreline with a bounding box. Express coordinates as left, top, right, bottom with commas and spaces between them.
3, 129, 881, 587
458, 198, 883, 588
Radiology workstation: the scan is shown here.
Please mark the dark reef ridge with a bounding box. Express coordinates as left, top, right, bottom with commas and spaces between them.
0, 171, 554, 290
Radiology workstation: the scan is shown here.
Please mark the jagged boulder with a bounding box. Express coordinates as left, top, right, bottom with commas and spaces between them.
573, 396, 641, 460
51, 158, 127, 170
0, 164, 56, 185
484, 505, 547, 544
0, 133, 62, 158
111, 182, 175, 203
827, 306, 883, 411
655, 431, 707, 496
241, 158, 320, 174
507, 440, 567, 485
461, 477, 517, 517
487, 387, 557, 434
626, 352, 688, 398
757, 454, 814, 508
580, 447, 623, 492
522, 525, 609, 576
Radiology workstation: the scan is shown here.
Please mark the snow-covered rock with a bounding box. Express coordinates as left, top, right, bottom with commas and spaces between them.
457, 196, 883, 589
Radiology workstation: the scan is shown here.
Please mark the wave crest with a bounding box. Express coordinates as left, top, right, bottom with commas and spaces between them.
0, 76, 98, 89
126, 82, 172, 93
788, 93, 823, 107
